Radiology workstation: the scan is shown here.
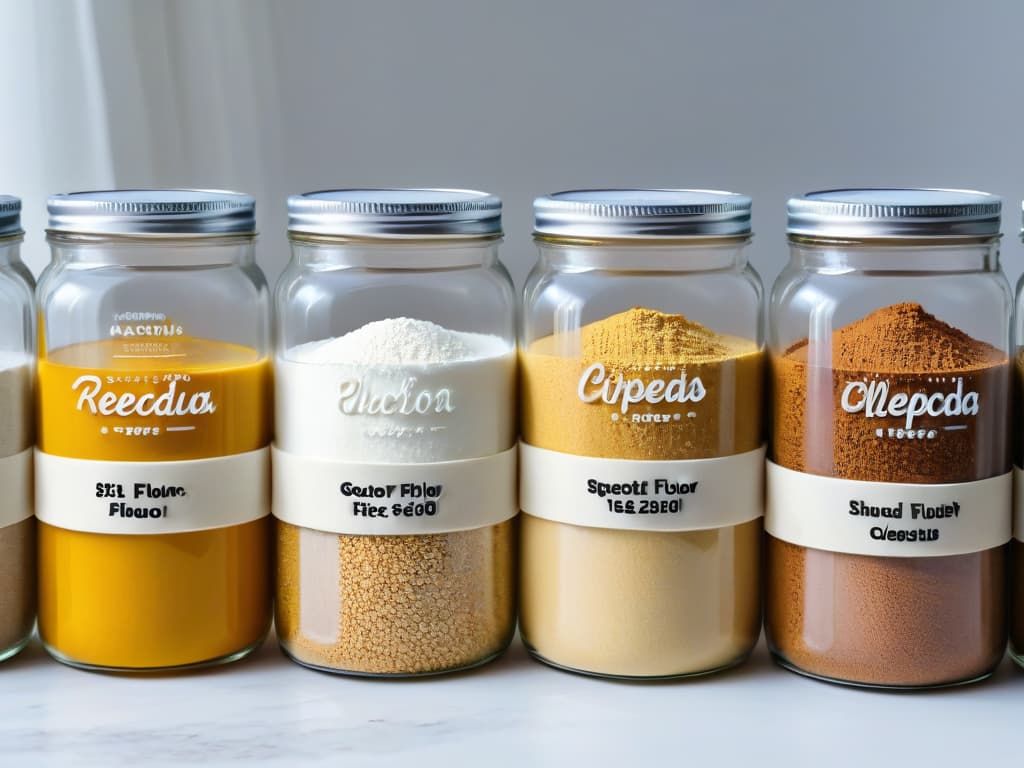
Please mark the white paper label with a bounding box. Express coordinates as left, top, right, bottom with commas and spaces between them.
36, 448, 270, 534
272, 445, 517, 535
766, 460, 1011, 557
1014, 466, 1024, 543
0, 448, 32, 529
519, 443, 765, 532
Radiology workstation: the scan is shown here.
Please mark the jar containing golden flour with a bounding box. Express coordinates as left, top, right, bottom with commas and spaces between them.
519, 189, 764, 678
767, 189, 1011, 688
37, 190, 273, 671
0, 197, 36, 662
274, 189, 517, 676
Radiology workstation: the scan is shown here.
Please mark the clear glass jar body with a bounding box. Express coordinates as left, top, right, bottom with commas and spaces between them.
1011, 239, 1024, 669
274, 236, 517, 676
36, 235, 272, 671
767, 238, 1010, 688
0, 235, 36, 662
519, 237, 764, 678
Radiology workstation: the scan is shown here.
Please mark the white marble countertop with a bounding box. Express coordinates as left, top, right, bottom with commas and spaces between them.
1, 632, 1019, 767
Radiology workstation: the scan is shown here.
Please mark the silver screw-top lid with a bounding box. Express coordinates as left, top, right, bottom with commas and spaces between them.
0, 196, 21, 238
533, 189, 752, 238
288, 189, 502, 237
787, 188, 1001, 239
47, 189, 256, 236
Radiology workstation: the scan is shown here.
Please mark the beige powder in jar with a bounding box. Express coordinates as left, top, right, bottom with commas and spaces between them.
277, 520, 514, 674
519, 308, 763, 677
274, 319, 517, 675
0, 358, 34, 658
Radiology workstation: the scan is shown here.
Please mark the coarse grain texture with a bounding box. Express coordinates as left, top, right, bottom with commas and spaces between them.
767, 302, 1009, 687
274, 319, 517, 675
519, 307, 764, 677
276, 519, 516, 675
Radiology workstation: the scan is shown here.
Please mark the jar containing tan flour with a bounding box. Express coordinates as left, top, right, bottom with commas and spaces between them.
274, 189, 517, 676
519, 189, 764, 678
767, 188, 1011, 688
0, 197, 35, 662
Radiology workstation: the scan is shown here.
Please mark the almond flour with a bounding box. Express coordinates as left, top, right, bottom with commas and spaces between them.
519, 308, 763, 677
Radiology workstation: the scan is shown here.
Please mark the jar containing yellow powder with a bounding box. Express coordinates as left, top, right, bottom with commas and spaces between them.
520, 189, 764, 678
273, 189, 517, 676
37, 190, 272, 671
0, 197, 36, 663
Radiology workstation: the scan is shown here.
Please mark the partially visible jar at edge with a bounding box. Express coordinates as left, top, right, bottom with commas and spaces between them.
0, 197, 36, 662
766, 188, 1011, 689
1011, 201, 1024, 668
36, 190, 273, 671
273, 189, 517, 676
519, 189, 765, 679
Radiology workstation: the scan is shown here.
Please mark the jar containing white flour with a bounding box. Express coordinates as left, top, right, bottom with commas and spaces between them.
273, 189, 517, 676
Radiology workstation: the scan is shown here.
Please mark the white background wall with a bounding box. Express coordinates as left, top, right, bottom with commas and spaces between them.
3, 0, 1024, 292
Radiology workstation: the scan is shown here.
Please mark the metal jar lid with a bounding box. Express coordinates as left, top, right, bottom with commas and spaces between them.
0, 196, 21, 238
787, 188, 1001, 239
533, 189, 752, 238
47, 189, 256, 236
288, 189, 502, 237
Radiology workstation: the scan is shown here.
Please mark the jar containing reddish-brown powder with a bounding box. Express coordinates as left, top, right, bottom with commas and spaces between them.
1012, 201, 1024, 669
766, 188, 1011, 689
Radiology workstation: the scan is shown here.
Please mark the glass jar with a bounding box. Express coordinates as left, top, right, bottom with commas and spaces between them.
273, 189, 517, 676
1012, 203, 1024, 669
0, 197, 36, 662
519, 189, 764, 679
766, 188, 1011, 689
36, 190, 272, 671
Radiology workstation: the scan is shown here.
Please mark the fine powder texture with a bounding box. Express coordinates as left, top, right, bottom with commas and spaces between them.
37, 340, 272, 669
0, 518, 34, 655
519, 307, 763, 677
275, 318, 516, 675
767, 303, 1009, 687
1012, 352, 1024, 660
292, 318, 501, 366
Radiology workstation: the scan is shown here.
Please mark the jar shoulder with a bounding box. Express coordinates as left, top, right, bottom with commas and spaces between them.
770, 267, 1012, 353
523, 264, 764, 344
275, 260, 516, 350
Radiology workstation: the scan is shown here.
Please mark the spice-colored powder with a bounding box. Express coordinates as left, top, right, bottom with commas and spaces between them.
767, 302, 1009, 686
521, 308, 762, 459
520, 307, 763, 677
37, 340, 272, 669
1011, 352, 1024, 661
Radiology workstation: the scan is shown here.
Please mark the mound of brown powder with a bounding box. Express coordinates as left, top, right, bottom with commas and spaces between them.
767, 302, 1009, 687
